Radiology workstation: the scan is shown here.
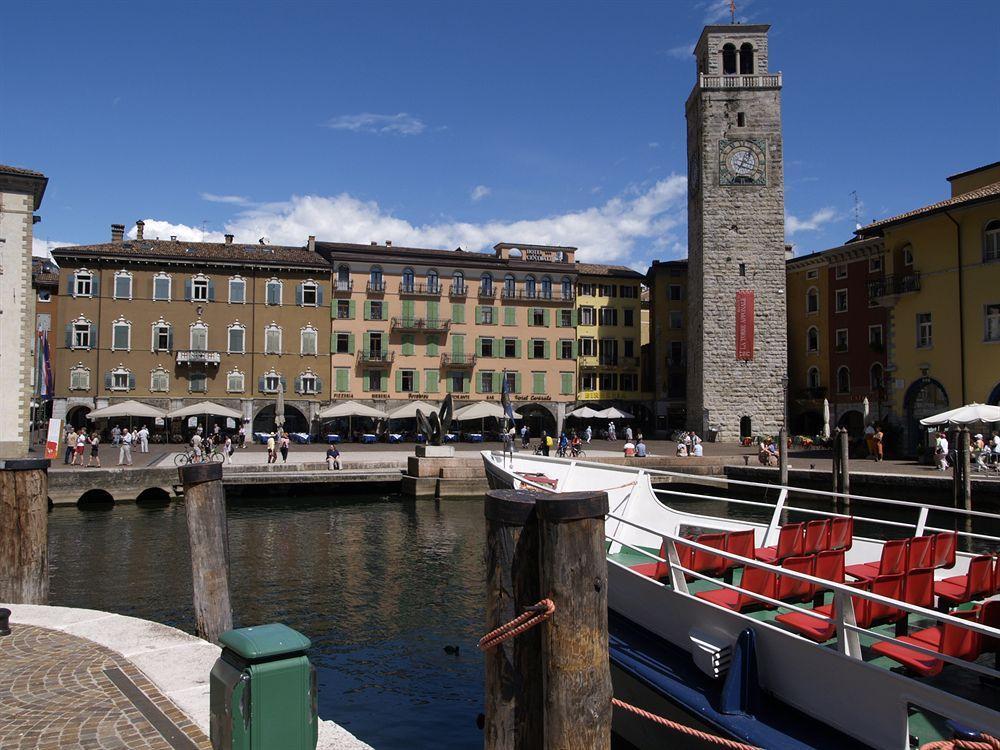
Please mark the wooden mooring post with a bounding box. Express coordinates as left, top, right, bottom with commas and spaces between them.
832, 428, 851, 512
483, 490, 542, 750
179, 462, 233, 644
778, 426, 789, 488
0, 458, 50, 604
952, 427, 973, 550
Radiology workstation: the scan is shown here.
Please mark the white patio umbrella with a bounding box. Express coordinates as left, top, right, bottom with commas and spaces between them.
387, 400, 438, 420
87, 400, 166, 420
453, 401, 520, 434
595, 407, 634, 419
567, 406, 600, 419
862, 396, 870, 425
317, 401, 387, 437
166, 402, 242, 420
919, 403, 1000, 427
822, 398, 831, 439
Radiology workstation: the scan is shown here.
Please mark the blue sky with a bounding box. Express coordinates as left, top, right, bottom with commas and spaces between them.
4, 0, 998, 268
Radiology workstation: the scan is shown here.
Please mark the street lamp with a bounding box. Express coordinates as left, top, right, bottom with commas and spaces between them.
780, 375, 789, 431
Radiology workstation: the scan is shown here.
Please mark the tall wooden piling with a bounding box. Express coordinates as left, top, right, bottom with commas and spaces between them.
834, 428, 851, 512
535, 491, 612, 750
483, 490, 542, 750
953, 427, 972, 550
179, 462, 232, 644
778, 427, 789, 487
0, 459, 50, 604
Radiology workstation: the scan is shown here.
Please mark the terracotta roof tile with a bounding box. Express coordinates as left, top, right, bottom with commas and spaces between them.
51, 239, 328, 269
0, 164, 46, 178
574, 263, 645, 279
858, 181, 1000, 234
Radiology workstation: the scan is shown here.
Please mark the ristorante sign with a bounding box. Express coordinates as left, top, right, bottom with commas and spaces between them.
735, 290, 754, 361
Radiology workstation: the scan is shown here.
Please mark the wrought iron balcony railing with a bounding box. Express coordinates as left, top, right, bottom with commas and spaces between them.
390, 317, 451, 332
356, 349, 395, 364
366, 280, 386, 293
448, 283, 467, 298
333, 280, 353, 293
868, 273, 921, 299
478, 286, 496, 299
441, 353, 477, 368
399, 282, 441, 296
176, 350, 221, 365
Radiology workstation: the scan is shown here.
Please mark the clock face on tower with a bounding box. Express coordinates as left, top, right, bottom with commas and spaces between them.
718, 139, 767, 186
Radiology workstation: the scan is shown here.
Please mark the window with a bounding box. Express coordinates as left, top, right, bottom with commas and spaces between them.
669, 310, 682, 329
150, 367, 169, 392
266, 279, 282, 305
985, 303, 1000, 342
836, 366, 851, 394
578, 283, 596, 296
228, 324, 246, 354
504, 338, 517, 358
580, 372, 596, 392
807, 367, 820, 389
623, 309, 635, 327
227, 370, 245, 393
503, 371, 516, 393
399, 369, 416, 393
481, 338, 494, 357
37, 289, 51, 302
480, 273, 493, 295
869, 256, 883, 273
192, 275, 210, 302
402, 268, 415, 292
525, 276, 537, 298
337, 265, 351, 288
69, 365, 90, 391
835, 265, 848, 280
111, 319, 131, 351
620, 285, 638, 299
540, 276, 552, 299
599, 372, 617, 390
559, 340, 574, 359
152, 321, 172, 352
190, 322, 208, 351
739, 42, 754, 74
623, 339, 635, 358
335, 333, 351, 354
299, 372, 318, 395
598, 307, 618, 326
806, 287, 819, 314
370, 266, 384, 287
427, 269, 439, 293
870, 363, 883, 391
189, 372, 207, 393
599, 338, 618, 365
153, 273, 171, 301
985, 221, 1000, 263
300, 326, 318, 355
579, 307, 595, 326
598, 284, 616, 297
111, 368, 132, 391
835, 328, 848, 352
265, 324, 282, 354
531, 308, 545, 326
504, 274, 516, 296
722, 43, 737, 75
668, 284, 682, 301
869, 325, 884, 349
668, 341, 684, 366
579, 337, 597, 357
835, 289, 848, 312
229, 276, 246, 304
481, 371, 494, 394
452, 271, 465, 293
262, 372, 282, 394
737, 111, 746, 127
531, 339, 546, 359
806, 326, 819, 353
903, 245, 914, 266
561, 277, 573, 299
917, 313, 933, 348
113, 271, 133, 300
558, 309, 573, 327
620, 373, 639, 392
481, 306, 495, 325
336, 300, 352, 319
369, 301, 384, 320
806, 269, 818, 279
300, 281, 318, 306
72, 320, 92, 349
74, 270, 94, 297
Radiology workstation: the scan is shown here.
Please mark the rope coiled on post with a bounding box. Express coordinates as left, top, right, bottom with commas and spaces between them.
612, 698, 762, 750
920, 736, 1000, 750
478, 599, 555, 651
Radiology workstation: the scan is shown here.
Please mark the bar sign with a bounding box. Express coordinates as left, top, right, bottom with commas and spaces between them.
735, 290, 754, 361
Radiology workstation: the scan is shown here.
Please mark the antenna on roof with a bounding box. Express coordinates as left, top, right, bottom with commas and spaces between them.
200, 219, 208, 240
850, 190, 862, 230
258, 237, 266, 245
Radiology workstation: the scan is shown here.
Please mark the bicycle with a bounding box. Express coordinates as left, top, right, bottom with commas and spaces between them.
174, 448, 225, 466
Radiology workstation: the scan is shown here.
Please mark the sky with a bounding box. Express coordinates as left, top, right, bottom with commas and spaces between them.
4, 0, 998, 269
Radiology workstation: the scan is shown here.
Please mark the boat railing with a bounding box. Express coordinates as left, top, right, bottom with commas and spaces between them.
604, 512, 1000, 684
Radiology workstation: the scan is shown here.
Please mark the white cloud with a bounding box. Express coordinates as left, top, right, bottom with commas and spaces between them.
200, 192, 252, 205
470, 185, 491, 202
128, 220, 226, 243
665, 44, 694, 61
139, 177, 689, 265
699, 0, 753, 24
786, 207, 839, 236
323, 112, 426, 136
32, 237, 76, 259
648, 142, 661, 149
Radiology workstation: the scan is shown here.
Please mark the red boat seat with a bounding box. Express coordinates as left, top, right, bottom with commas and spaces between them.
902, 567, 935, 609
977, 600, 1000, 654
934, 554, 994, 606
694, 563, 776, 612
724, 529, 756, 568
777, 574, 904, 643
828, 516, 854, 551
872, 609, 981, 677
845, 538, 907, 581
813, 549, 846, 591
777, 555, 816, 602
515, 472, 558, 489
756, 523, 804, 564
802, 520, 831, 555
865, 573, 906, 626
630, 539, 670, 581
907, 535, 934, 572
931, 532, 957, 570
689, 533, 728, 578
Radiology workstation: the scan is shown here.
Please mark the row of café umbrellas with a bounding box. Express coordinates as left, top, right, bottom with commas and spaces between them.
567, 406, 634, 419
86, 400, 242, 421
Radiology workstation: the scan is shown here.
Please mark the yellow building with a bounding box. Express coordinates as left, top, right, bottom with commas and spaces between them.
857, 161, 1000, 453
786, 250, 829, 431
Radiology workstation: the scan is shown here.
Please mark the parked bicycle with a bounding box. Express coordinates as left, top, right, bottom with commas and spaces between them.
174, 447, 225, 466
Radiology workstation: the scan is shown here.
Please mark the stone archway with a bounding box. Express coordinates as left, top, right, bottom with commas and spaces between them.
252, 403, 309, 434
988, 381, 1000, 406
837, 409, 865, 437
903, 378, 949, 456
66, 405, 92, 429
517, 404, 556, 440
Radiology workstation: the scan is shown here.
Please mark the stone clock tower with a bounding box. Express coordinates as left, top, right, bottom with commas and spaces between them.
685, 24, 787, 440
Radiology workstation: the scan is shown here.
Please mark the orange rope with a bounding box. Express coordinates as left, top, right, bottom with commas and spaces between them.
921, 736, 1000, 750
478, 599, 555, 651
612, 698, 762, 750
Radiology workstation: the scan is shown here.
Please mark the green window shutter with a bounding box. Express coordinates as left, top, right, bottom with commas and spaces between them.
515, 373, 522, 393
571, 309, 578, 327
533, 372, 545, 395
446, 375, 454, 393
464, 376, 471, 393
527, 338, 535, 359
380, 372, 387, 392
330, 332, 336, 351
336, 368, 349, 392
477, 372, 484, 393
364, 332, 371, 353
493, 337, 500, 356
395, 370, 402, 392
402, 300, 414, 319
402, 334, 414, 356
514, 339, 522, 358
475, 306, 483, 324
452, 335, 464, 356
348, 300, 356, 319
347, 334, 355, 354
452, 304, 464, 324
504, 306, 516, 326
543, 308, 550, 327
428, 301, 439, 320
425, 369, 439, 393
543, 340, 551, 359
571, 340, 578, 358
427, 335, 439, 356
362, 372, 370, 392
476, 337, 483, 357
364, 301, 372, 320
561, 372, 573, 395
413, 370, 420, 391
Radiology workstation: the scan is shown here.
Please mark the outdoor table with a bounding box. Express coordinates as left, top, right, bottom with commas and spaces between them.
326, 434, 341, 444
361, 433, 378, 444
444, 433, 458, 443
290, 432, 311, 444
388, 433, 404, 444
468, 433, 484, 443
253, 432, 270, 444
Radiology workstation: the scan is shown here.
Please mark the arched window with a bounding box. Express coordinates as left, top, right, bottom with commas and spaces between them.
722, 43, 737, 75
561, 276, 573, 300
525, 275, 537, 298
480, 273, 493, 296
427, 269, 439, 292
113, 270, 133, 300
739, 42, 754, 74
300, 325, 318, 355
837, 366, 851, 395
369, 265, 384, 292
111, 317, 132, 352
336, 265, 351, 291
227, 322, 246, 354
504, 274, 516, 297
264, 323, 282, 355
984, 220, 1000, 263
265, 278, 282, 306
190, 321, 209, 351
227, 369, 245, 393
150, 366, 169, 393
807, 367, 821, 389
870, 363, 884, 391
452, 270, 465, 295
806, 287, 819, 314
402, 268, 415, 292
806, 326, 819, 353
540, 276, 552, 299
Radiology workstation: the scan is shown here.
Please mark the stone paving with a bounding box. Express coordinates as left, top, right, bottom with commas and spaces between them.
0, 624, 211, 750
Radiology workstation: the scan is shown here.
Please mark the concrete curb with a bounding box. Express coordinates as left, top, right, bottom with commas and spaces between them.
2, 603, 373, 750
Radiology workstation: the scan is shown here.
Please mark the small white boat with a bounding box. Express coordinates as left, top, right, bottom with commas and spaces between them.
482, 450, 1000, 750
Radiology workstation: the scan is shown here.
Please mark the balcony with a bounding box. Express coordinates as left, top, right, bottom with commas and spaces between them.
667, 357, 686, 368
578, 355, 599, 369
620, 356, 640, 368
176, 350, 220, 366
357, 349, 395, 364
478, 286, 496, 299
390, 317, 451, 332
367, 280, 386, 294
500, 289, 559, 301
399, 282, 441, 297
332, 280, 353, 294
797, 387, 828, 400
868, 273, 920, 301
448, 283, 467, 298
441, 353, 477, 368
560, 290, 576, 301
699, 72, 782, 90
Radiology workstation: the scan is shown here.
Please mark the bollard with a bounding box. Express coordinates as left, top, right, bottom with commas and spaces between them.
835, 428, 851, 513
179, 461, 233, 644
0, 607, 10, 636
778, 427, 789, 488
483, 490, 543, 750
953, 427, 972, 551
0, 458, 50, 604
536, 490, 613, 750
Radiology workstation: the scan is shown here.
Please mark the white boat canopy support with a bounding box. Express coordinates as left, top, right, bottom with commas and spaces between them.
919, 403, 1000, 426
87, 400, 167, 420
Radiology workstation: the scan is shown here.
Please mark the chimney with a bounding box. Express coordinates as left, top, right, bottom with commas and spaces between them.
307, 235, 316, 252
370, 241, 377, 246
385, 240, 392, 247
135, 220, 145, 240
170, 235, 177, 242
111, 224, 125, 243
224, 234, 234, 245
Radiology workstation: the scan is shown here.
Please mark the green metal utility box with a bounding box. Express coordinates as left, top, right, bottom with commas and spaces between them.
210, 623, 318, 750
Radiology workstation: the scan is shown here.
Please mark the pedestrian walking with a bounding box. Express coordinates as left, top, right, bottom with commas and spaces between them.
119, 429, 133, 466
238, 424, 246, 448
280, 432, 290, 463
111, 425, 121, 446
873, 424, 884, 462
138, 425, 149, 453
520, 423, 530, 448
64, 426, 77, 464
266, 432, 277, 464
608, 421, 617, 441
585, 425, 592, 444
72, 430, 87, 466
540, 430, 550, 456
224, 435, 233, 464
86, 431, 101, 468
624, 424, 633, 442
190, 429, 204, 462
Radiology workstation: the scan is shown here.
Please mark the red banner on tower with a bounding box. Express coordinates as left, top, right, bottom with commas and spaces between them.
735, 290, 754, 361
